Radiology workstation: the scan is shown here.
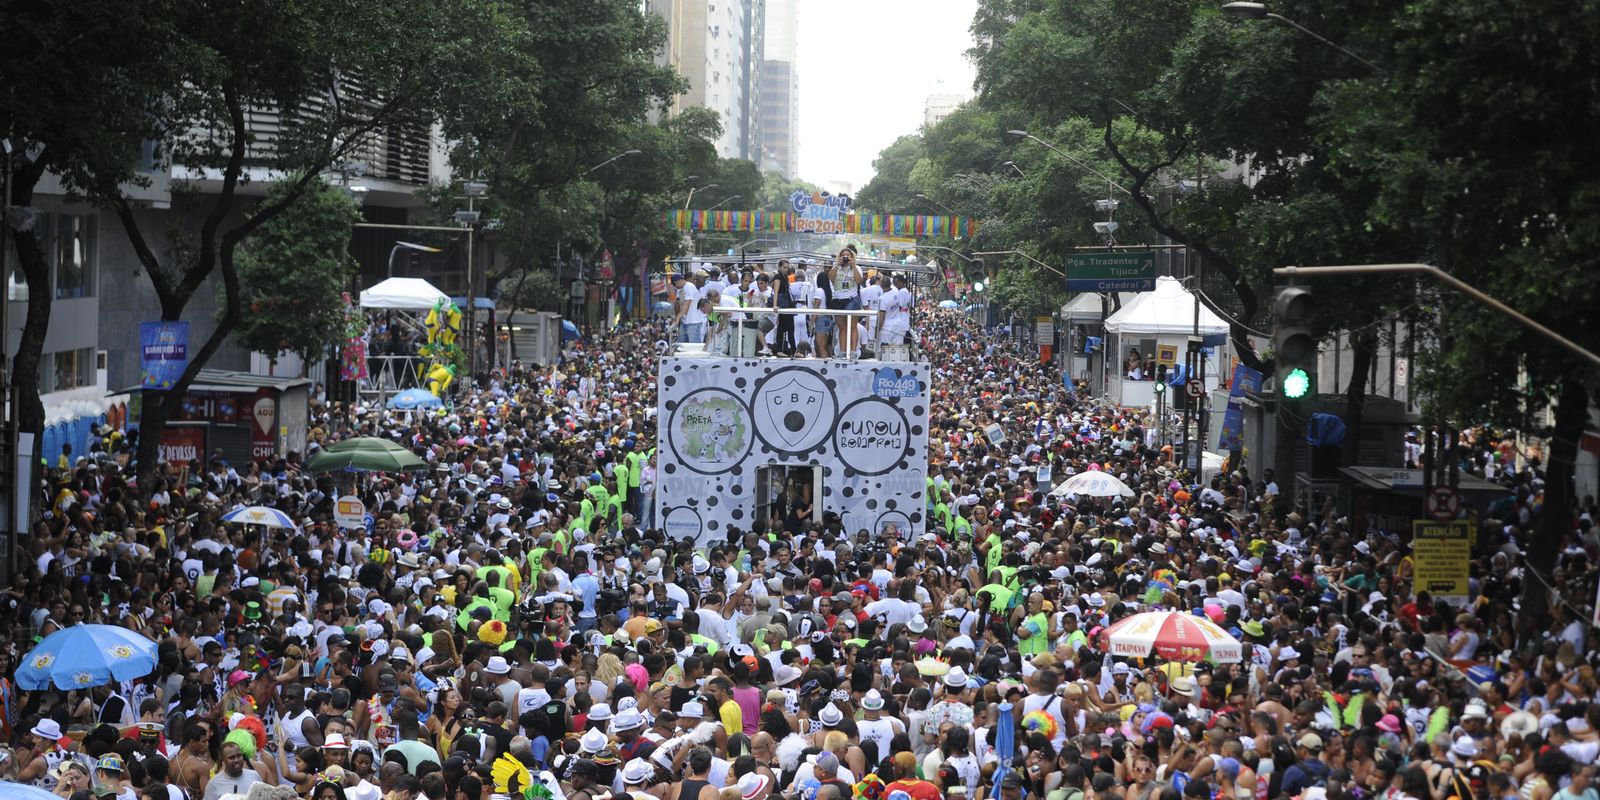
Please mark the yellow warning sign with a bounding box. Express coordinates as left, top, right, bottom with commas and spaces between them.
1412, 519, 1471, 600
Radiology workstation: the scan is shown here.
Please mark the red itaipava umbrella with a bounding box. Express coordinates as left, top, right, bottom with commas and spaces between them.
1099, 610, 1244, 663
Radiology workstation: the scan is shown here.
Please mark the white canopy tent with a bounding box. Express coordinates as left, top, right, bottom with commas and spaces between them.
1103, 276, 1231, 408
359, 277, 449, 310
1104, 276, 1228, 336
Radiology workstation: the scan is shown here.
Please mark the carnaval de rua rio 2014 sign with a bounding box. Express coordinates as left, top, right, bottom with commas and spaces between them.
789, 190, 850, 234
665, 209, 981, 239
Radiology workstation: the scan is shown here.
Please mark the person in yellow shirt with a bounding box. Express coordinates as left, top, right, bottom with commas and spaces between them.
705, 675, 742, 735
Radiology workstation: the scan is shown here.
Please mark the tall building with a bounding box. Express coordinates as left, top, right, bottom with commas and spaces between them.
759, 0, 799, 177
924, 92, 967, 127
647, 0, 766, 162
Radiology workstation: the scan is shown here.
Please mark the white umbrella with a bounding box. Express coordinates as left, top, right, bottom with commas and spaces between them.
1048, 469, 1136, 498
219, 505, 296, 528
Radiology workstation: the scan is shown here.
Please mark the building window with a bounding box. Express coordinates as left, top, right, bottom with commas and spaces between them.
54, 214, 96, 299
45, 347, 95, 393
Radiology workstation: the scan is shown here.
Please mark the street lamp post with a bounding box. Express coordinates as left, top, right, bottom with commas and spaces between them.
972, 250, 1067, 277
705, 195, 741, 211
914, 193, 957, 216
386, 241, 443, 278
683, 183, 720, 210
1275, 264, 1600, 368
1221, 2, 1380, 72
1005, 130, 1133, 195
582, 149, 642, 176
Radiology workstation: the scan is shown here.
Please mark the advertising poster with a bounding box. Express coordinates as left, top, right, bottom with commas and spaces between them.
159, 426, 207, 464
140, 321, 190, 389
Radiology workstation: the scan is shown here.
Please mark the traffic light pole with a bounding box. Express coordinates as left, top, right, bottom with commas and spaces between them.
1276, 264, 1600, 368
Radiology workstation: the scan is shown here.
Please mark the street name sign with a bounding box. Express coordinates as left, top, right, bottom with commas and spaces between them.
1066, 252, 1157, 292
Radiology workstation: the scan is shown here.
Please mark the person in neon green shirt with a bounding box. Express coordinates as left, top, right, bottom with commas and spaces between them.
951, 509, 972, 540
976, 580, 1013, 614
1016, 591, 1051, 656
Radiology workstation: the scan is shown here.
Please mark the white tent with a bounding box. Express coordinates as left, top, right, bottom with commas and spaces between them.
1061, 292, 1110, 321
359, 277, 448, 310
1104, 276, 1228, 336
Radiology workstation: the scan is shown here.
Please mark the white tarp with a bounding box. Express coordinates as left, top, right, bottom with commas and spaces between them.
1104, 276, 1229, 336
359, 277, 448, 310
1060, 292, 1125, 321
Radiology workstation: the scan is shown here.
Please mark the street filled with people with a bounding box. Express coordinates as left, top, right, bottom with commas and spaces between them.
0, 278, 1586, 800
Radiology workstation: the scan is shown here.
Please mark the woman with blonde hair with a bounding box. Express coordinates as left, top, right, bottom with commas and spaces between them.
594, 652, 626, 693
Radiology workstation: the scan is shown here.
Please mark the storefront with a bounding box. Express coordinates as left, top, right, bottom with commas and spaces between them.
121, 370, 311, 467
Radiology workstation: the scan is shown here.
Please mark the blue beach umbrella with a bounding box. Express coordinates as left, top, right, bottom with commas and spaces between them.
387, 388, 443, 410
219, 505, 297, 528
16, 625, 158, 690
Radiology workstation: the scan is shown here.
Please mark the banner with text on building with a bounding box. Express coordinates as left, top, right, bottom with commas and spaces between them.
666, 208, 981, 239
139, 321, 190, 389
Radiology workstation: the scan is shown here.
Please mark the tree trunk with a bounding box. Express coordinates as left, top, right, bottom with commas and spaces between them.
7, 166, 53, 470
1519, 373, 1586, 643
1341, 331, 1377, 467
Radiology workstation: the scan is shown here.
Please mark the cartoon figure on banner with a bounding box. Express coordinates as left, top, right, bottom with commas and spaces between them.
419, 298, 464, 397
340, 292, 369, 381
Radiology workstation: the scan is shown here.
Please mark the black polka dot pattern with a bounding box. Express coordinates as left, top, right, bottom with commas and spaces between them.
655, 357, 929, 544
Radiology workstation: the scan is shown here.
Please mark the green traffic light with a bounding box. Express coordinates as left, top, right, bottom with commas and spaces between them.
1283, 367, 1311, 399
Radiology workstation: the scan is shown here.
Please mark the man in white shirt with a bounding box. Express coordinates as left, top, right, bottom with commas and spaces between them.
792, 261, 813, 346
859, 275, 885, 349
879, 274, 913, 345
672, 273, 706, 344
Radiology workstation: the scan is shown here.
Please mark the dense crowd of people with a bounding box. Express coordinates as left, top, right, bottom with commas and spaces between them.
0, 265, 1590, 800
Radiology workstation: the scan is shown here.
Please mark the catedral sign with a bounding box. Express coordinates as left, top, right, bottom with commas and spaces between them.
790, 190, 850, 234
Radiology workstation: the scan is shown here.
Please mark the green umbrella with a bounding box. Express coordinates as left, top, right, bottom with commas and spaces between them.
305, 436, 427, 473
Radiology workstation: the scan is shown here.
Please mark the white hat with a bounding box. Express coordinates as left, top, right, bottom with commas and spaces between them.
692, 556, 710, 574
773, 664, 803, 687
680, 701, 706, 719
944, 667, 968, 688
623, 759, 653, 785
323, 733, 349, 750
580, 728, 608, 753
30, 719, 63, 741
1170, 676, 1197, 697
738, 772, 773, 800
861, 689, 885, 711
1461, 702, 1489, 721
818, 703, 844, 726
1451, 736, 1479, 759
589, 703, 614, 721
613, 708, 645, 731
483, 656, 511, 675
1277, 646, 1301, 661
1112, 661, 1131, 675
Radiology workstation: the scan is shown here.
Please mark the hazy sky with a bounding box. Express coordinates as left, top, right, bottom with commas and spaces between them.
795, 0, 979, 194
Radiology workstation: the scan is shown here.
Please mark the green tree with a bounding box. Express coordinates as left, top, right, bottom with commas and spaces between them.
2, 0, 507, 484
855, 135, 925, 214
229, 178, 361, 370
444, 0, 689, 281
756, 171, 824, 213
